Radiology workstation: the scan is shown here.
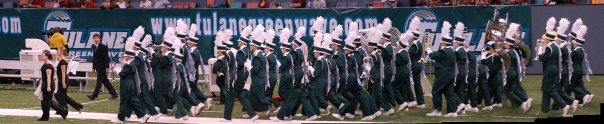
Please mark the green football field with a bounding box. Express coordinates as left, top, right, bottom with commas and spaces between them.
0, 75, 601, 123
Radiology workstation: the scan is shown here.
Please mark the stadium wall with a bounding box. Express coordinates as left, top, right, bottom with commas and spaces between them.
0, 5, 601, 74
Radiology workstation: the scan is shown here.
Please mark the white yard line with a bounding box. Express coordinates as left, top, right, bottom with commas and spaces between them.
0, 108, 377, 124
491, 115, 535, 119
19, 98, 112, 110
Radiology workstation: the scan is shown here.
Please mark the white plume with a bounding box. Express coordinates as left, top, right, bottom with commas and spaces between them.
454, 22, 465, 38
506, 23, 520, 38
545, 17, 556, 32
141, 34, 152, 47
223, 29, 233, 41
557, 18, 570, 34
265, 29, 276, 44
295, 26, 306, 40
163, 27, 175, 42
214, 31, 224, 47
441, 21, 451, 39
311, 16, 325, 33
323, 33, 332, 46
332, 25, 343, 40
571, 18, 583, 33
176, 19, 188, 35
240, 25, 253, 38
348, 22, 359, 34
408, 16, 420, 32
251, 25, 266, 42
188, 24, 198, 38
399, 31, 412, 46
577, 25, 588, 39
383, 18, 392, 31
313, 32, 324, 47
279, 27, 292, 44
125, 37, 136, 50
132, 26, 145, 41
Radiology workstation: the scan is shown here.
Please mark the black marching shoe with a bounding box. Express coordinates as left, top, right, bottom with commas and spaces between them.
87, 95, 96, 100
110, 95, 118, 99
37, 118, 49, 121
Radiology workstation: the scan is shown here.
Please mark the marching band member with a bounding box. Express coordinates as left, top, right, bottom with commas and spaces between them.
570, 24, 595, 106
222, 29, 238, 105
537, 17, 571, 117
393, 32, 415, 112
452, 22, 468, 114
211, 37, 229, 120
552, 18, 580, 112
123, 27, 160, 120
111, 49, 150, 123
328, 25, 347, 114
150, 27, 176, 115
476, 43, 493, 110
187, 23, 214, 111
263, 29, 279, 113
271, 26, 320, 121
309, 33, 331, 117
246, 25, 273, 113
364, 26, 390, 116
378, 19, 397, 113
333, 25, 380, 121
323, 33, 342, 115
174, 20, 205, 115
425, 21, 460, 117
464, 34, 480, 113
277, 27, 293, 107
221, 25, 258, 122
173, 48, 190, 121
503, 23, 532, 112
407, 16, 425, 108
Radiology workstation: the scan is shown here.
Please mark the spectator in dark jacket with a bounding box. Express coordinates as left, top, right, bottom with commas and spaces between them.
59, 0, 73, 8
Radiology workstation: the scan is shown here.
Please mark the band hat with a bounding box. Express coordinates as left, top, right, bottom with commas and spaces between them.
187, 24, 200, 44
441, 21, 453, 44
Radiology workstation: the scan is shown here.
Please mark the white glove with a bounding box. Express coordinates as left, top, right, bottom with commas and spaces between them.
537, 46, 545, 55
308, 66, 315, 75
244, 59, 252, 72
480, 51, 488, 60
363, 63, 371, 73
113, 67, 122, 73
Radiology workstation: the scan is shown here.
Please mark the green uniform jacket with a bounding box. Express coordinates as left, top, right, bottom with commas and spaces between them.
507, 49, 520, 82
394, 49, 411, 85
571, 48, 584, 77
250, 51, 269, 105
332, 50, 347, 91
311, 58, 328, 96
560, 45, 570, 76
370, 52, 383, 87
481, 54, 503, 84
429, 47, 456, 84
455, 48, 468, 81
213, 57, 228, 90
538, 43, 561, 90
292, 48, 304, 88
266, 53, 278, 92
235, 47, 250, 91
354, 48, 366, 77
381, 44, 394, 80
279, 53, 294, 98
133, 53, 149, 89
327, 58, 339, 93
409, 42, 423, 73
119, 62, 139, 93
467, 51, 478, 84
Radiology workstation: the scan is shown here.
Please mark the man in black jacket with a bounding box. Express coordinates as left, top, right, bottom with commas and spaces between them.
87, 33, 118, 100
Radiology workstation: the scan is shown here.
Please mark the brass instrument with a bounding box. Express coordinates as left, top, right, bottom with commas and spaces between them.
485, 9, 511, 69
419, 32, 432, 63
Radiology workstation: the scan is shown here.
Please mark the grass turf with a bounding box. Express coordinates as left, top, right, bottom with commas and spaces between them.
0, 75, 601, 123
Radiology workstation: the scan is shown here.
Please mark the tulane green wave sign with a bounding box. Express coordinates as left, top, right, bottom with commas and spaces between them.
0, 6, 530, 61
